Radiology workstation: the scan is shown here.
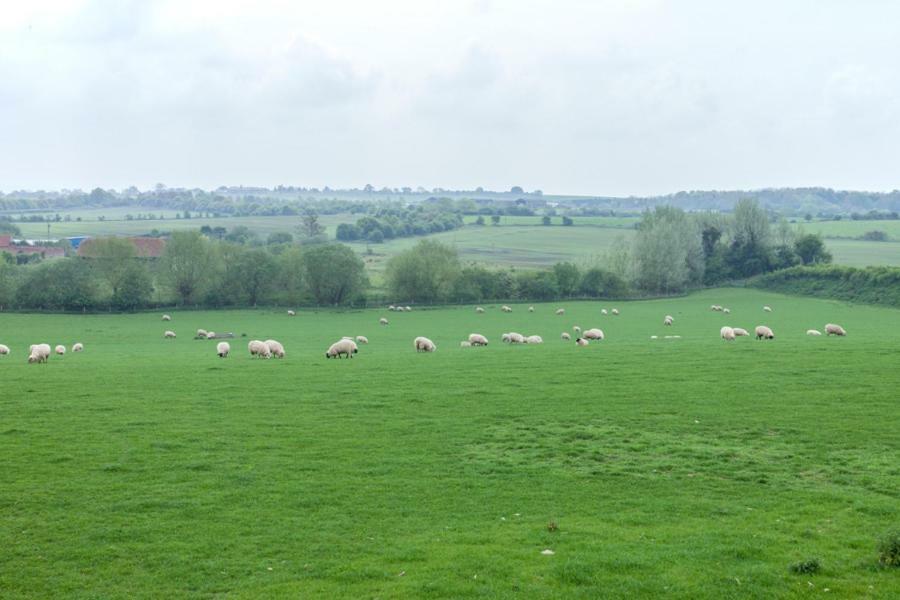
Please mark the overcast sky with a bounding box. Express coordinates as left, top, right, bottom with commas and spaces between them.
1, 0, 899, 195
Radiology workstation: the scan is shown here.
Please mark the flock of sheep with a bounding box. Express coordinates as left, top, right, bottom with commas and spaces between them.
0, 342, 85, 363
709, 304, 847, 342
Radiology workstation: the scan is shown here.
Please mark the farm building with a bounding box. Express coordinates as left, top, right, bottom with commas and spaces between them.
0, 235, 66, 259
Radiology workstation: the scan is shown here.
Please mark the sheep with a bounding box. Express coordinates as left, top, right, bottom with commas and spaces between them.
287, 310, 296, 316
404, 306, 412, 312
265, 339, 285, 358
572, 325, 581, 334
720, 326, 735, 341
611, 308, 619, 315
755, 325, 775, 340
575, 338, 589, 346
72, 343, 84, 353
664, 315, 674, 326
248, 340, 272, 358
217, 342, 230, 358
825, 323, 847, 336
55, 344, 66, 355
732, 327, 750, 337
807, 329, 822, 336
525, 335, 543, 344
502, 332, 525, 344
389, 305, 396, 311
414, 336, 437, 352
561, 332, 571, 341
650, 335, 658, 340
723, 308, 731, 314
582, 328, 604, 340
28, 343, 51, 364
475, 307, 485, 313
529, 306, 535, 313
460, 341, 472, 347
601, 309, 608, 315
380, 318, 389, 325
326, 338, 358, 359
763, 305, 772, 312
356, 335, 369, 344
162, 314, 172, 321
468, 333, 489, 346
206, 331, 216, 340
555, 308, 565, 315
164, 330, 177, 339
196, 328, 208, 339
501, 305, 512, 313
0, 344, 9, 355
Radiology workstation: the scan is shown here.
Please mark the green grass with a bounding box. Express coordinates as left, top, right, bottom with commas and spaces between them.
796, 219, 900, 240
821, 239, 900, 267
2, 289, 899, 598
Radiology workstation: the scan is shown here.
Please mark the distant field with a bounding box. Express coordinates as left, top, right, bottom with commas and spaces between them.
822, 239, 900, 267
463, 215, 639, 228
795, 219, 900, 240
2, 289, 899, 597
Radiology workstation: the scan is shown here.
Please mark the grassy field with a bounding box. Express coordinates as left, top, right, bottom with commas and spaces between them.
820, 239, 900, 268
796, 220, 900, 240
2, 289, 899, 598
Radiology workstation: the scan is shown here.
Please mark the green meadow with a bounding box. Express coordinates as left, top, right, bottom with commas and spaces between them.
2, 288, 898, 598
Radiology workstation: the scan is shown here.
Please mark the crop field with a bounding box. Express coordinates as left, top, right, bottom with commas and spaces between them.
820, 239, 900, 268
2, 288, 898, 598
797, 220, 900, 240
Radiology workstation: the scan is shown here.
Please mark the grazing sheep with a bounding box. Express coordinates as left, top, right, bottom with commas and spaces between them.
555, 308, 565, 315
664, 315, 674, 326
356, 335, 369, 344
28, 343, 51, 364
72, 343, 84, 352
561, 332, 571, 341
501, 305, 512, 313
583, 328, 604, 340
196, 329, 208, 339
404, 306, 412, 312
807, 329, 822, 336
55, 344, 66, 355
206, 331, 216, 340
575, 338, 589, 346
763, 306, 772, 312
326, 338, 358, 359
414, 336, 437, 352
573, 326, 581, 334
611, 308, 619, 315
0, 344, 8, 355
217, 342, 230, 358
475, 307, 485, 313
468, 333, 489, 346
287, 310, 295, 316
164, 330, 177, 339
248, 340, 272, 358
720, 326, 736, 341
711, 305, 723, 312
825, 323, 847, 336
529, 306, 535, 313
380, 317, 389, 325
388, 305, 396, 311
601, 309, 608, 315
265, 339, 285, 358
502, 332, 525, 344
162, 314, 171, 321
650, 335, 658, 340
460, 341, 472, 347
755, 325, 775, 340
732, 327, 750, 337
525, 335, 543, 344
723, 308, 731, 314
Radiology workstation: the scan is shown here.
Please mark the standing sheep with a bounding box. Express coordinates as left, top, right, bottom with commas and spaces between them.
414, 336, 437, 352
575, 338, 589, 346
555, 308, 565, 315
755, 325, 775, 340
28, 343, 51, 364
732, 328, 750, 337
380, 318, 389, 325
664, 315, 674, 326
572, 326, 581, 334
264, 339, 285, 358
0, 344, 9, 356
529, 306, 535, 313
525, 335, 543, 344
601, 309, 608, 315
720, 326, 736, 341
583, 328, 604, 340
468, 333, 489, 346
723, 308, 731, 314
164, 330, 177, 339
196, 329, 208, 339
72, 343, 84, 352
248, 340, 272, 358
326, 339, 358, 359
807, 329, 822, 336
561, 332, 571, 341
356, 335, 369, 344
162, 314, 172, 321
287, 310, 296, 316
216, 342, 230, 358
611, 308, 619, 315
825, 323, 847, 336
763, 306, 772, 312
206, 331, 216, 340
501, 305, 512, 313
55, 345, 66, 355
475, 307, 485, 313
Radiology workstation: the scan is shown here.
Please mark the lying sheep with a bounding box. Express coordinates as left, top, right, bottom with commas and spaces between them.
723, 308, 731, 314
460, 341, 472, 348
583, 328, 604, 340
720, 326, 735, 341
475, 307, 485, 313
561, 332, 571, 341
573, 326, 581, 334
72, 343, 84, 352
525, 335, 543, 344
575, 338, 589, 346
55, 344, 66, 355
755, 325, 775, 340
414, 336, 437, 352
732, 327, 750, 337
807, 329, 822, 336
0, 344, 8, 355
287, 310, 296, 316
164, 330, 176, 339
611, 308, 619, 315
380, 318, 389, 325
825, 323, 847, 336
217, 342, 230, 358
248, 340, 272, 358
326, 338, 358, 359
763, 306, 772, 312
206, 331, 216, 340
162, 314, 172, 321
555, 308, 565, 315
664, 315, 674, 326
265, 339, 285, 358
196, 329, 208, 339
501, 305, 512, 313
468, 333, 489, 346
356, 335, 369, 344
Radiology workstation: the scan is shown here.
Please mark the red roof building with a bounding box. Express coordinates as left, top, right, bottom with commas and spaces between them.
0, 235, 66, 259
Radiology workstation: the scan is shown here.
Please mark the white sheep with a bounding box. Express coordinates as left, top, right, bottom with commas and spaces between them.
287, 310, 296, 316
196, 328, 208, 339
404, 306, 412, 312
582, 328, 604, 340
755, 325, 775, 340
414, 336, 437, 352
572, 326, 581, 334
356, 335, 369, 344
162, 314, 171, 321
732, 327, 750, 337
806, 329, 822, 336
650, 335, 658, 340
664, 315, 674, 326
206, 331, 216, 340
720, 326, 735, 341
72, 343, 84, 352
380, 317, 389, 325
164, 330, 176, 339
763, 306, 772, 312
468, 333, 489, 346
601, 309, 608, 315
217, 342, 230, 358
265, 339, 285, 358
55, 344, 66, 355
28, 343, 51, 364
389, 305, 396, 311
460, 341, 472, 347
502, 332, 525, 344
723, 308, 731, 314
529, 306, 535, 313
525, 335, 543, 344
561, 332, 571, 341
326, 338, 358, 359
825, 323, 847, 336
475, 307, 485, 313
555, 308, 565, 315
501, 305, 512, 313
611, 308, 619, 315
575, 338, 589, 346
248, 340, 272, 358
0, 344, 9, 355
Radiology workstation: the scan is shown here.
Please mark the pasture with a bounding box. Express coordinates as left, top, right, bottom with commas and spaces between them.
2, 288, 899, 598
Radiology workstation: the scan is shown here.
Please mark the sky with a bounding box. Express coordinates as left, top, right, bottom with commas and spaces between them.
1, 0, 899, 196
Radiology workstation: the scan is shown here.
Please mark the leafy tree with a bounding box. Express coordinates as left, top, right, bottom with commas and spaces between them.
491, 215, 500, 226
267, 232, 294, 245
224, 225, 257, 245
233, 247, 278, 306
298, 210, 326, 240
510, 186, 524, 194
111, 262, 153, 310
0, 261, 18, 309
474, 216, 485, 226
553, 262, 580, 297
161, 231, 213, 305
633, 206, 704, 293
794, 233, 832, 265
386, 240, 460, 303
562, 216, 574, 226
727, 199, 773, 278
579, 268, 629, 298
515, 271, 559, 300
0, 221, 20, 235
85, 237, 136, 299
302, 244, 367, 305
335, 223, 360, 241
17, 259, 97, 311
542, 216, 551, 226
367, 229, 384, 243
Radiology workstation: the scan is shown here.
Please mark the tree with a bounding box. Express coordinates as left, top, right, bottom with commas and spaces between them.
491, 215, 501, 226
386, 240, 460, 303
542, 216, 551, 226
0, 261, 18, 309
298, 210, 326, 240
111, 262, 153, 310
562, 216, 574, 226
84, 237, 136, 300
367, 229, 384, 243
579, 268, 629, 298
335, 223, 360, 241
0, 221, 20, 235
633, 206, 704, 293
17, 259, 97, 311
728, 199, 773, 277
794, 233, 832, 265
553, 262, 580, 297
510, 186, 524, 194
233, 247, 278, 306
302, 244, 367, 305
161, 231, 213, 305
224, 226, 257, 245
267, 232, 294, 245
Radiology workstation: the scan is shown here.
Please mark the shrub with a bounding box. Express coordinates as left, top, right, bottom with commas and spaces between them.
789, 558, 821, 574
879, 530, 900, 567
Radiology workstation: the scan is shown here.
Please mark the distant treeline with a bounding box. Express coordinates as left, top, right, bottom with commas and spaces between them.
751, 265, 900, 308
335, 204, 464, 243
